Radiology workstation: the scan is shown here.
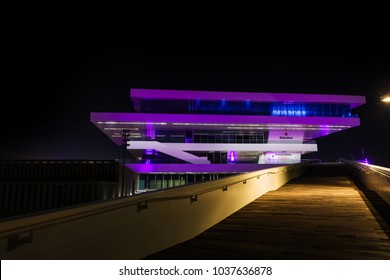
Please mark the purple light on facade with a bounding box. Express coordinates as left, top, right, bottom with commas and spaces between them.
145, 159, 151, 164
91, 111, 361, 146
126, 163, 280, 173
91, 112, 361, 127
130, 89, 366, 109
319, 124, 330, 137
144, 149, 154, 155
146, 123, 155, 139
228, 150, 237, 162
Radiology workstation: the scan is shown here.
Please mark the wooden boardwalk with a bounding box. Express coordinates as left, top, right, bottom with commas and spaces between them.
145, 163, 390, 259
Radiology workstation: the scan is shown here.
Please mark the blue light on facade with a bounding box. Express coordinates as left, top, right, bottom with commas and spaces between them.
272, 103, 307, 117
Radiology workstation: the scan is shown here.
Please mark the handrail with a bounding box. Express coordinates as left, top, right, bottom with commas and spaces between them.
340, 158, 390, 179
340, 158, 390, 207
138, 167, 295, 201
0, 163, 307, 239
365, 165, 390, 178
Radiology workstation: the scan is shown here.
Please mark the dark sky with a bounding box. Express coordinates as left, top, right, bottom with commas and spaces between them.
2, 41, 390, 167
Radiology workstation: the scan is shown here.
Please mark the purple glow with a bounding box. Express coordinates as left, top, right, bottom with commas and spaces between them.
318, 124, 331, 137
126, 163, 281, 173
358, 158, 369, 164
144, 149, 154, 155
91, 112, 361, 127
146, 123, 155, 139
91, 111, 361, 146
228, 150, 237, 162
145, 159, 151, 164
130, 89, 366, 109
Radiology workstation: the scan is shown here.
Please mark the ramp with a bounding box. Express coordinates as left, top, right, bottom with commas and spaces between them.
145, 163, 390, 259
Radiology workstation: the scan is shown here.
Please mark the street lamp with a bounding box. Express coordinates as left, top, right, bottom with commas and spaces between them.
351, 93, 389, 165
122, 129, 130, 197
380, 94, 390, 103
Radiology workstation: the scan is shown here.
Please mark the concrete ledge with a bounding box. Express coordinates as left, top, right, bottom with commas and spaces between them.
342, 159, 390, 205
0, 163, 308, 259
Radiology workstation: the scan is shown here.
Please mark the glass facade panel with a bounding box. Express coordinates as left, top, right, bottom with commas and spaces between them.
192, 131, 265, 144
136, 172, 238, 192
140, 99, 355, 118
195, 174, 203, 182
156, 174, 163, 189
187, 174, 195, 185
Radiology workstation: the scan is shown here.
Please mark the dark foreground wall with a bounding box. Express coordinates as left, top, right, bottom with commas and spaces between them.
0, 160, 121, 219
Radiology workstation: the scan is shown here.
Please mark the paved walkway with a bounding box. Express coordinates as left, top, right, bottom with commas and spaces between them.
145, 163, 390, 259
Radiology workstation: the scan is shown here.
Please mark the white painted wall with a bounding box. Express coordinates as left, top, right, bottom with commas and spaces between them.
134, 141, 318, 152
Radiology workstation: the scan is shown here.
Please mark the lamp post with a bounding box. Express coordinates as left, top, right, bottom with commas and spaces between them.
352, 94, 390, 165
121, 129, 130, 197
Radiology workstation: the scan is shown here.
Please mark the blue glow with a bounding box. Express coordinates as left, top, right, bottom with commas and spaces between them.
221, 99, 226, 107
272, 104, 307, 117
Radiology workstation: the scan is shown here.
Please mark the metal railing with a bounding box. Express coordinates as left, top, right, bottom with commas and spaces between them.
340, 158, 390, 206
340, 159, 390, 179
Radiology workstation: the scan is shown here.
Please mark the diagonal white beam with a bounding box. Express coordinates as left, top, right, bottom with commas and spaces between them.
163, 143, 318, 152
128, 141, 210, 164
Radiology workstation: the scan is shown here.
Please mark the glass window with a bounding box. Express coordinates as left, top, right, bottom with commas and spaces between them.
172, 174, 180, 187
156, 174, 163, 189
187, 174, 195, 185
179, 174, 186, 186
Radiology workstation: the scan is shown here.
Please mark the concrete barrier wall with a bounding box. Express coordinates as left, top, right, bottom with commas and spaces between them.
342, 160, 390, 205
0, 164, 307, 260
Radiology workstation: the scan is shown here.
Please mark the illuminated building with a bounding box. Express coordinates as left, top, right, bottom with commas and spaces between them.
91, 89, 365, 191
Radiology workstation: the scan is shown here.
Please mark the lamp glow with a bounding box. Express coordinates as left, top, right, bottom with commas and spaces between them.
228, 150, 237, 162
380, 94, 390, 103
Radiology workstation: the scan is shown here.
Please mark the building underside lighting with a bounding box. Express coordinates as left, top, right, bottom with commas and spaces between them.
91, 89, 365, 189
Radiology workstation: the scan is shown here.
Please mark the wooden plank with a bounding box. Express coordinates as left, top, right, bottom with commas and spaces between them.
145, 164, 390, 259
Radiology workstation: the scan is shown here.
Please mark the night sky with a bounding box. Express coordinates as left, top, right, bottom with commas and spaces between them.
2, 41, 390, 167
